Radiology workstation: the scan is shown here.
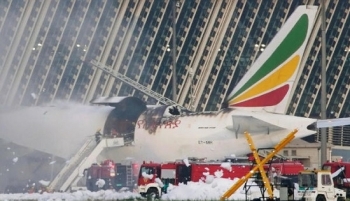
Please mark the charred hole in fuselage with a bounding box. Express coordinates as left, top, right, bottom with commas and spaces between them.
103, 98, 147, 142
168, 105, 180, 115
141, 105, 183, 134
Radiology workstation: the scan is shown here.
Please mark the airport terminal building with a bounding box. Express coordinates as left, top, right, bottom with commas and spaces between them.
0, 0, 349, 145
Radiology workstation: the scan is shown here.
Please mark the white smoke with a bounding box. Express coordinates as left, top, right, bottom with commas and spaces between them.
0, 101, 112, 159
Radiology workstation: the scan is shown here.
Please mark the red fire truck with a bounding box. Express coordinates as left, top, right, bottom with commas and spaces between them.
322, 161, 350, 196
137, 159, 304, 198
84, 159, 139, 191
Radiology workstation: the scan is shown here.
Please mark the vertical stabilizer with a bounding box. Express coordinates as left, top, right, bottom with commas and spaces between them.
226, 6, 318, 114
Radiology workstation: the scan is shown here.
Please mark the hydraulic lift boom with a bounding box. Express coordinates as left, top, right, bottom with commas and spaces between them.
89, 60, 182, 108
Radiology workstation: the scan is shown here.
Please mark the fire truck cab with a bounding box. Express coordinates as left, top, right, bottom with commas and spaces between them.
137, 161, 188, 198
322, 161, 350, 196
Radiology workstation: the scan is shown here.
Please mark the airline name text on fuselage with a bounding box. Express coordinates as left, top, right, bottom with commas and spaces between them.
137, 119, 181, 129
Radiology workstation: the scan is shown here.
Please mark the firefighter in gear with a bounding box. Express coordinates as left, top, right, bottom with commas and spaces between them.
95, 129, 102, 144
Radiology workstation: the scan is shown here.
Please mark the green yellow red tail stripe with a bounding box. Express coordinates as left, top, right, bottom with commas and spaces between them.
226, 13, 311, 109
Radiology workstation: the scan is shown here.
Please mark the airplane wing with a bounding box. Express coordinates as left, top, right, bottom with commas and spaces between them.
200, 115, 284, 141
317, 117, 350, 128
227, 115, 284, 136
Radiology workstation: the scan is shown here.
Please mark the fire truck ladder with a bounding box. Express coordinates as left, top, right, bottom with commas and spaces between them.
89, 60, 184, 109
220, 129, 298, 200
126, 165, 134, 187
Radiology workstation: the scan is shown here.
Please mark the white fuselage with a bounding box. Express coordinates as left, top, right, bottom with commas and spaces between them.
0, 104, 317, 163
100, 109, 317, 162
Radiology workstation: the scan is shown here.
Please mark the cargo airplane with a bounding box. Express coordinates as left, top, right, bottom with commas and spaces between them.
92, 5, 350, 161
1, 5, 349, 162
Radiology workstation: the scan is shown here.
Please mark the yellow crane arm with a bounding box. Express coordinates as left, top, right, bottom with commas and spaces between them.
246, 132, 274, 198
220, 129, 298, 200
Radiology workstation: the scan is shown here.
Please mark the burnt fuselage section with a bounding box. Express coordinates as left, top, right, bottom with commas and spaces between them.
91, 97, 187, 142
137, 105, 185, 134
91, 97, 147, 142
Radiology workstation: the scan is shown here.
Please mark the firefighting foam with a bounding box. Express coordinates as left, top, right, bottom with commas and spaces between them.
0, 178, 283, 200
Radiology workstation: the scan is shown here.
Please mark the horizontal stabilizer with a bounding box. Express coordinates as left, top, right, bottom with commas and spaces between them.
227, 115, 284, 135
317, 117, 350, 128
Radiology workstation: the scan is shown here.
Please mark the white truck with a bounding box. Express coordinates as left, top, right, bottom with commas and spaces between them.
297, 170, 346, 201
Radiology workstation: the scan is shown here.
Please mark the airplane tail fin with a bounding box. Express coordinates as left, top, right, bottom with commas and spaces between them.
226, 5, 318, 114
